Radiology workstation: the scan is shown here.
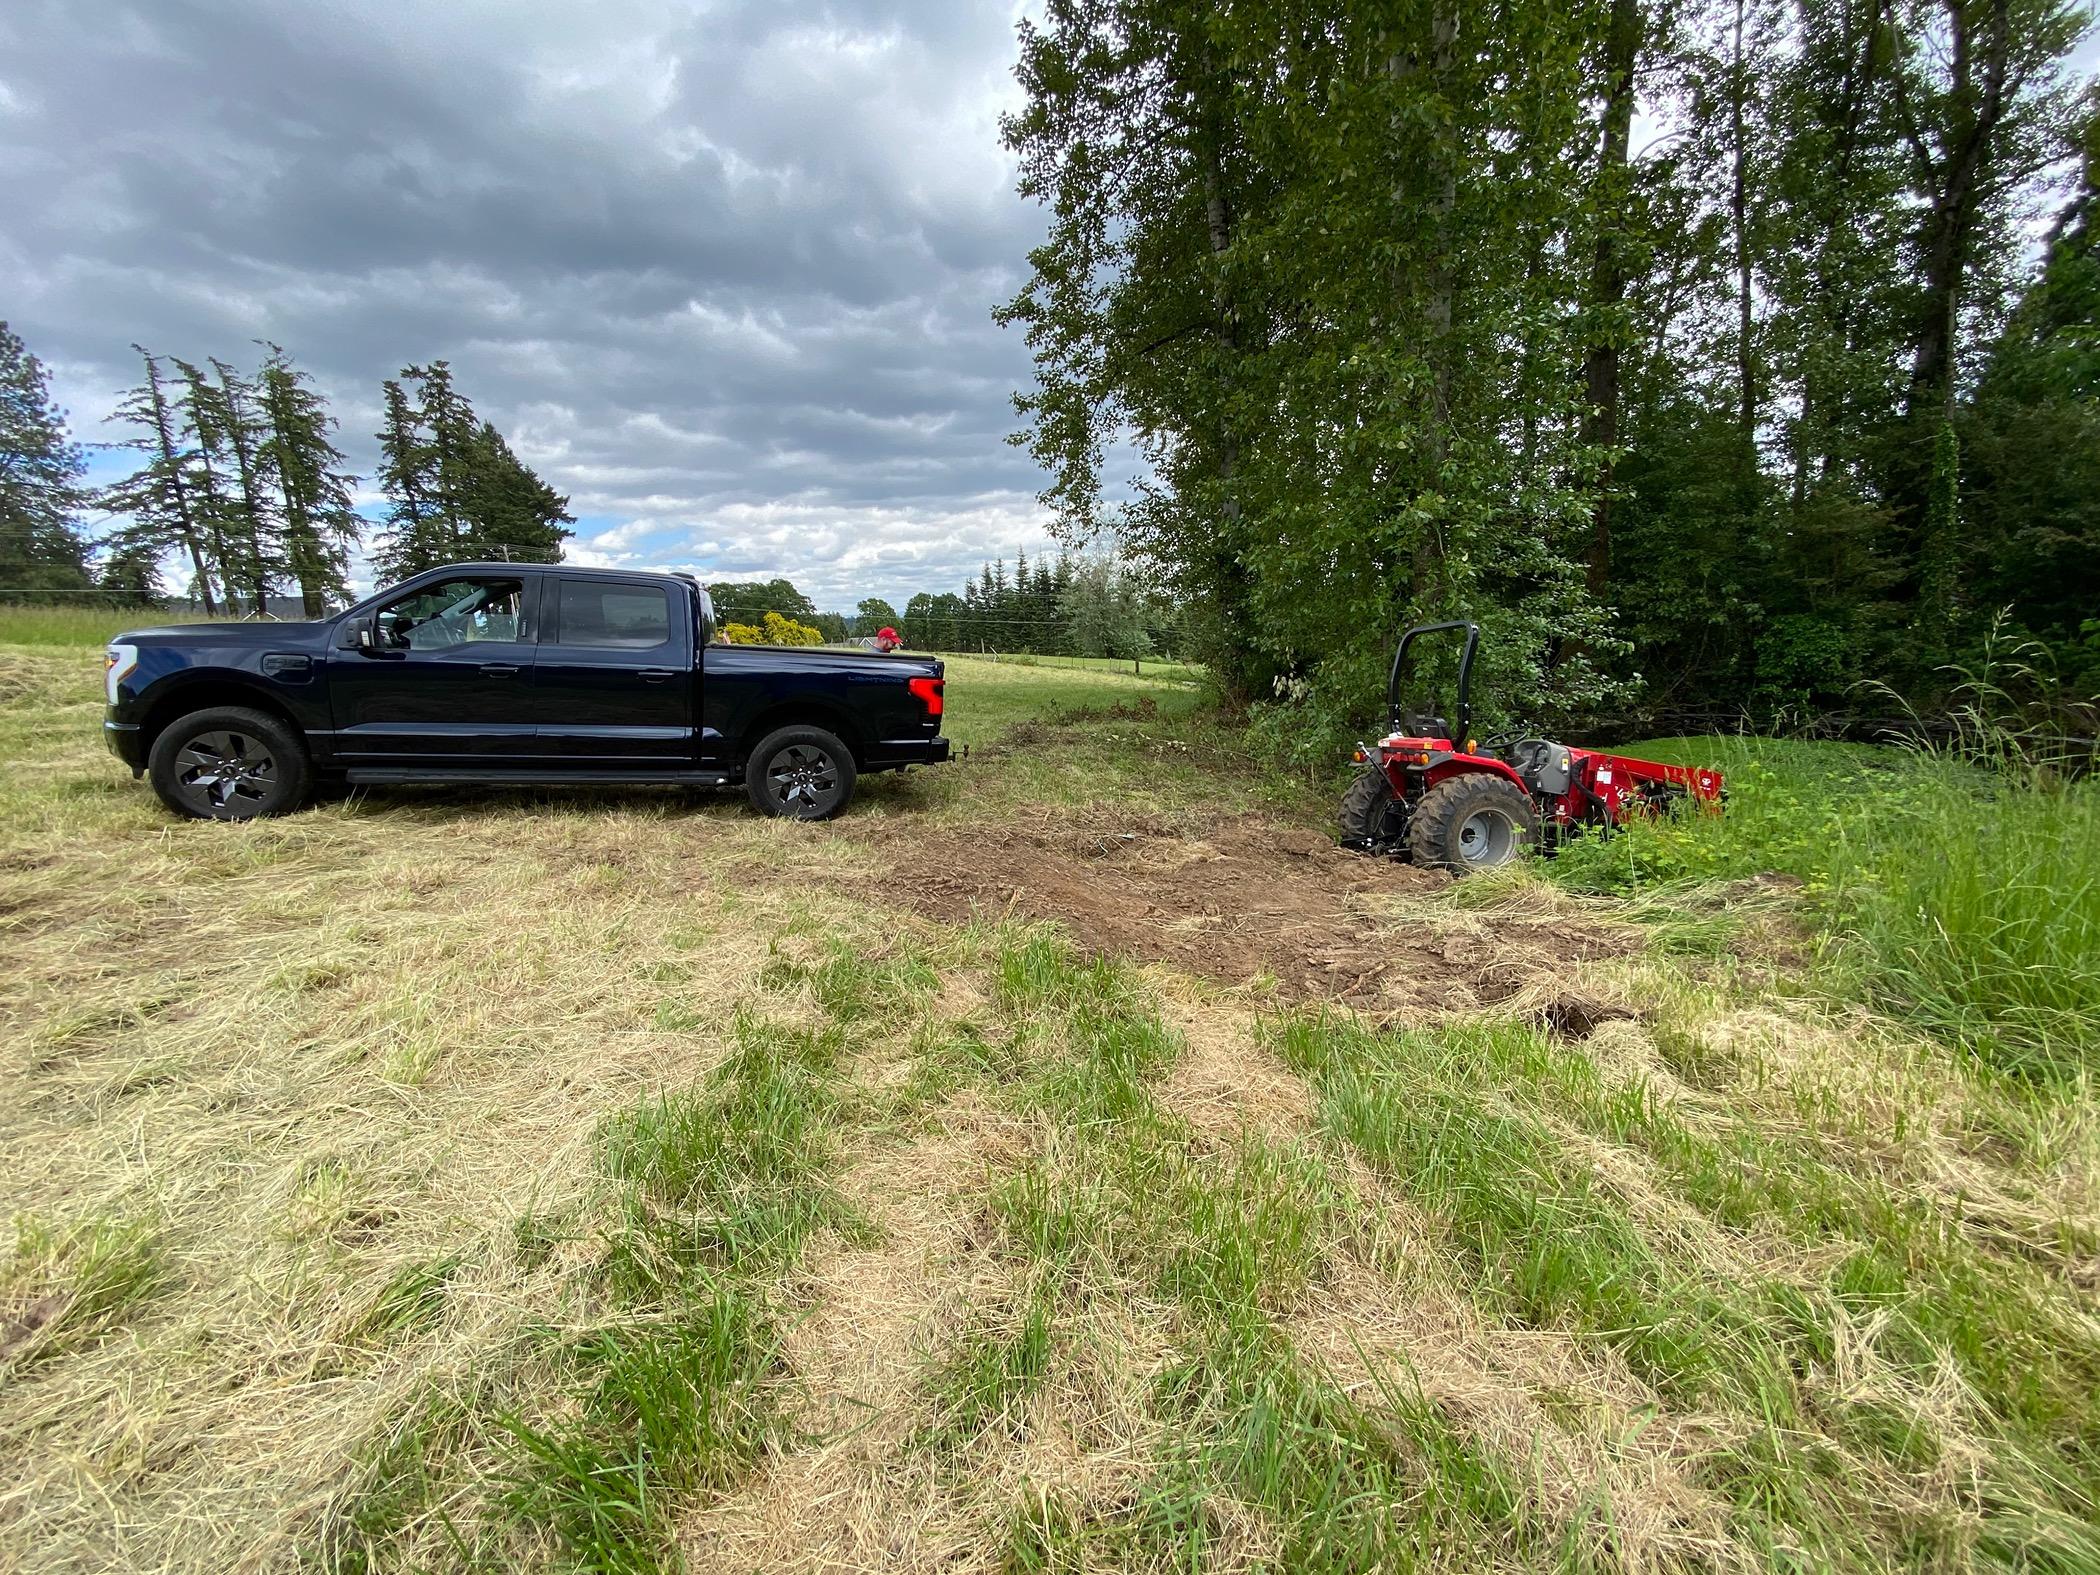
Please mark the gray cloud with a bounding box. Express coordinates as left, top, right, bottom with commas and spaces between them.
1, 0, 1061, 608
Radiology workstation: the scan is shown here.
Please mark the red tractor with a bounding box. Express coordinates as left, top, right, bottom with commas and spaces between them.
1340, 621, 1724, 873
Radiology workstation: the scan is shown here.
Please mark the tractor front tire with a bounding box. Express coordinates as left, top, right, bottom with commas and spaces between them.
1407, 774, 1537, 874
1339, 767, 1405, 850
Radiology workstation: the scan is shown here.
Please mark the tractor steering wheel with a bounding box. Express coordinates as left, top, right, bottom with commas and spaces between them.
1478, 725, 1528, 758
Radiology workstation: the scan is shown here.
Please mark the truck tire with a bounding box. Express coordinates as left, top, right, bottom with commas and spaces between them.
745, 725, 857, 820
1338, 766, 1405, 850
1407, 773, 1536, 874
147, 705, 311, 822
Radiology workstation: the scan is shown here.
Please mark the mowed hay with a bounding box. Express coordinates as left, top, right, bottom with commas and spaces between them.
0, 787, 834, 1570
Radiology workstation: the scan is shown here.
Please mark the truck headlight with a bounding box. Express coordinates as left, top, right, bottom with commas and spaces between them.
105, 643, 139, 704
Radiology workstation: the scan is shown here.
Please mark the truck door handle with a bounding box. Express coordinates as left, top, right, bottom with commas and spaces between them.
638, 668, 676, 683
479, 663, 521, 677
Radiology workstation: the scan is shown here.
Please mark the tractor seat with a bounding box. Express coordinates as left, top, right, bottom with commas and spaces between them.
1400, 712, 1451, 742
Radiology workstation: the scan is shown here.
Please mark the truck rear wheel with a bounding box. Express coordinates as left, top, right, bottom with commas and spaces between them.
1407, 774, 1536, 874
147, 706, 311, 822
745, 725, 856, 820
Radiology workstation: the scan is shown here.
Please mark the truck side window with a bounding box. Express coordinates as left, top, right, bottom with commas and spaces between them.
375, 577, 528, 650
557, 581, 672, 649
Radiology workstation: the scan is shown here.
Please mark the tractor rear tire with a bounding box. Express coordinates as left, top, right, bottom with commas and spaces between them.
1408, 774, 1537, 874
1339, 767, 1404, 850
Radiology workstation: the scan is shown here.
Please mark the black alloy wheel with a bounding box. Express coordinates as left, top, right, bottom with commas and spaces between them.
146, 705, 311, 822
175, 729, 278, 813
744, 725, 857, 820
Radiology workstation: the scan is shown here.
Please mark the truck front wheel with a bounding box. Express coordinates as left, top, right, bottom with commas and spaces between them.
147, 706, 311, 821
745, 725, 857, 820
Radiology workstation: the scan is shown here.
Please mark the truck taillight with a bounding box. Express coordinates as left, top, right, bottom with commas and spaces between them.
908, 676, 944, 717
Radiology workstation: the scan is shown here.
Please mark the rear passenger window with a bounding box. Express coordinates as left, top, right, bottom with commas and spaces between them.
558, 581, 672, 649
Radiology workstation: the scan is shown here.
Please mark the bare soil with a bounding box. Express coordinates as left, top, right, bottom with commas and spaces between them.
877, 812, 1639, 1019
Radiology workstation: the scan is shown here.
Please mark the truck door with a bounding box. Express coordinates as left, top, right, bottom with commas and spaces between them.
530, 575, 697, 765
329, 572, 543, 764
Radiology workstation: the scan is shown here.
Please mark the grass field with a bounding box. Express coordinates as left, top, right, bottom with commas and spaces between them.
3, 616, 2097, 1574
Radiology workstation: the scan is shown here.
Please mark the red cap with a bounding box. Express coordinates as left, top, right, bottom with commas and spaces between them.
877, 627, 900, 643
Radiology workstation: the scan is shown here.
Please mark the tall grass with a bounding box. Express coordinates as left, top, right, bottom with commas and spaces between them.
1840, 773, 2098, 1078
0, 603, 218, 646
1553, 711, 2100, 1078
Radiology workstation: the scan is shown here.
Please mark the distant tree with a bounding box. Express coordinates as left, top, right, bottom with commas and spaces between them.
460, 420, 570, 562
706, 577, 816, 623
173, 357, 275, 614
854, 596, 899, 636
257, 344, 359, 615
0, 320, 93, 594
373, 362, 567, 577
96, 537, 164, 605
104, 346, 218, 614
1059, 557, 1153, 660
372, 376, 446, 580
809, 611, 850, 642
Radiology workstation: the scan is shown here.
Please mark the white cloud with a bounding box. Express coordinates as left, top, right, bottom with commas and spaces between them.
4, 0, 1058, 611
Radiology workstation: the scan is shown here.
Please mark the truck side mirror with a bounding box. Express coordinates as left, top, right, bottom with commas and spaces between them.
355, 623, 376, 652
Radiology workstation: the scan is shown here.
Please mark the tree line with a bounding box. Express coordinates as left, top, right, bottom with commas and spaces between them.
701, 549, 1179, 658
0, 323, 571, 614
1002, 0, 2099, 754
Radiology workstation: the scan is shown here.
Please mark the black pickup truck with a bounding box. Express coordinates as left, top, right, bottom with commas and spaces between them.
103, 563, 949, 821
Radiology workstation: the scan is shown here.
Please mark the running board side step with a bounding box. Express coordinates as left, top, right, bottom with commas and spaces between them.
345, 768, 734, 787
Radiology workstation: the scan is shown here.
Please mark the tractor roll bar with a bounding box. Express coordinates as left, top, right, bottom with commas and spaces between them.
1387, 620, 1480, 741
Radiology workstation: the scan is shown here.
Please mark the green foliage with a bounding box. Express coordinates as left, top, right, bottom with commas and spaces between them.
370, 362, 570, 579
705, 577, 816, 624
718, 610, 825, 647
998, 1, 2095, 733
0, 320, 92, 594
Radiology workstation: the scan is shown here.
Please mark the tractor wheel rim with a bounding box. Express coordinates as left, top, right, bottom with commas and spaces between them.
1455, 807, 1516, 866
176, 730, 276, 813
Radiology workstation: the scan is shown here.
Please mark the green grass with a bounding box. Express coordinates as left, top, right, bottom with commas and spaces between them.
0, 602, 221, 646
1271, 1009, 2100, 1569
1553, 735, 2100, 1078
2, 1214, 166, 1374
500, 1284, 785, 1574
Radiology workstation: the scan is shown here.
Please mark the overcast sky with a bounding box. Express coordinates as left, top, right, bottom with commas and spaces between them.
2, 0, 1057, 610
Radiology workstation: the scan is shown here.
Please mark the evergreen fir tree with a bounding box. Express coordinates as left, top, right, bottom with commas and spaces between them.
209, 358, 281, 614
257, 344, 359, 616
104, 347, 218, 614
0, 320, 92, 594
461, 420, 571, 562
372, 377, 445, 580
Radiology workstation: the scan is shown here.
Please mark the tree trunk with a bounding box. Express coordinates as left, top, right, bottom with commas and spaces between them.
1901, 0, 2011, 423
1580, 0, 1642, 601
1730, 0, 1756, 449
213, 363, 273, 614
139, 351, 216, 617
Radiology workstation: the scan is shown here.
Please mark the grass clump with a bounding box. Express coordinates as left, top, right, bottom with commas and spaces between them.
2, 1213, 165, 1373
500, 1283, 784, 1574
597, 1008, 861, 1280
916, 1274, 1059, 1453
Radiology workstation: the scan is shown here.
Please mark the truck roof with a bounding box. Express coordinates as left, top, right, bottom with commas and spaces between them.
429, 561, 695, 586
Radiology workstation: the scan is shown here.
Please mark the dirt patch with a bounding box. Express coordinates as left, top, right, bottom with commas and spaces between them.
880, 813, 1636, 1020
